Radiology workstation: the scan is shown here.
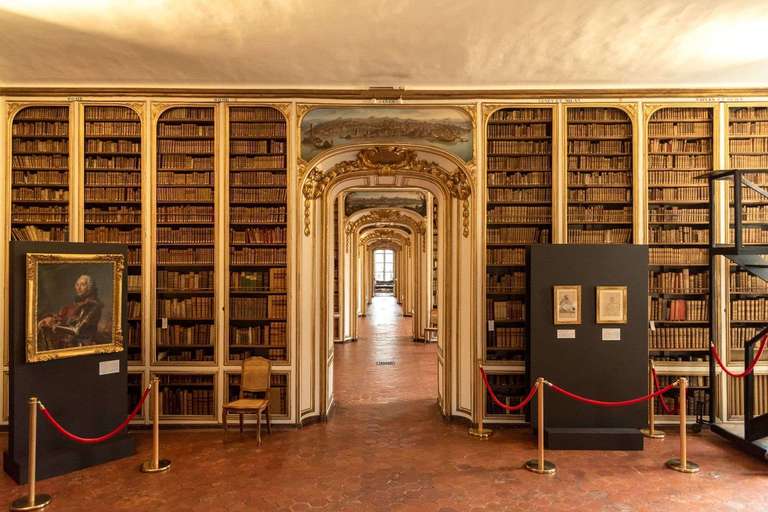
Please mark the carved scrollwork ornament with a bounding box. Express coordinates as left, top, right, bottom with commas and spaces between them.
303, 199, 311, 236
462, 199, 470, 238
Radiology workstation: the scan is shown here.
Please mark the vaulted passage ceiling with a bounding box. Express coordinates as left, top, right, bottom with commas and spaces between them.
1, 0, 767, 88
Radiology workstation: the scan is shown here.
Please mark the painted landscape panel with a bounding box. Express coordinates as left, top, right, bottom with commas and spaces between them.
345, 191, 427, 217
301, 107, 473, 161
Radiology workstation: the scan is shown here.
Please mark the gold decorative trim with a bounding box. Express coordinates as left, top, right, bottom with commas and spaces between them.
462, 199, 470, 238
271, 102, 292, 118
303, 198, 311, 236
125, 102, 145, 121
345, 208, 426, 251
7, 102, 24, 120
151, 102, 173, 121
296, 103, 314, 121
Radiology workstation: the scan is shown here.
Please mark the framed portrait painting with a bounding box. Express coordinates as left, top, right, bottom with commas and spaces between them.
26, 253, 125, 362
596, 286, 628, 324
553, 285, 581, 325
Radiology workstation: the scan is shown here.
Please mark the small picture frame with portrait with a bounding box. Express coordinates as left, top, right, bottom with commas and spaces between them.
553, 285, 581, 325
596, 286, 628, 324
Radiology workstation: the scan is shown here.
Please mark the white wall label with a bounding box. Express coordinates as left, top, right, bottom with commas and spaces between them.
602, 328, 621, 341
557, 329, 576, 339
161, 317, 168, 329
99, 359, 120, 376
488, 320, 495, 331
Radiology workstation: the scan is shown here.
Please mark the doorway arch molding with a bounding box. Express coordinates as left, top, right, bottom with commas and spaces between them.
295, 143, 478, 424
346, 208, 426, 252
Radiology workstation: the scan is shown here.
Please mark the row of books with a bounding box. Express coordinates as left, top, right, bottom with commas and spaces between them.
487, 248, 526, 266
728, 188, 768, 202
12, 155, 68, 168
487, 140, 550, 153
230, 227, 286, 244
651, 108, 712, 121
650, 298, 708, 321
731, 299, 768, 321
729, 122, 768, 136
649, 188, 708, 201
737, 207, 768, 223
159, 388, 214, 416
730, 107, 768, 121
158, 297, 214, 318
487, 172, 551, 186
488, 327, 525, 349
12, 170, 68, 185
12, 188, 68, 201
11, 206, 66, 221
230, 323, 287, 346
157, 247, 214, 264
650, 247, 708, 265
649, 139, 711, 152
84, 208, 140, 224
727, 375, 768, 417
15, 107, 68, 120
12, 122, 68, 136
490, 109, 551, 122
157, 227, 213, 244
487, 272, 526, 291
655, 390, 710, 416
649, 269, 708, 292
569, 189, 630, 202
489, 188, 550, 203
649, 207, 708, 223
230, 108, 285, 122
649, 327, 709, 350
568, 206, 631, 223
230, 296, 287, 320
730, 328, 768, 351
730, 271, 768, 291
12, 139, 68, 152
156, 325, 213, 345
229, 348, 286, 361
230, 188, 286, 203
230, 171, 287, 186
230, 140, 285, 154
160, 108, 213, 122
568, 109, 629, 122
487, 124, 550, 138
85, 107, 138, 121
648, 155, 712, 169
158, 206, 213, 223
85, 173, 140, 186
568, 173, 631, 185
488, 300, 525, 321
127, 274, 142, 290
128, 301, 141, 319
231, 247, 286, 265
230, 269, 287, 291
230, 207, 285, 223
487, 206, 550, 223
157, 349, 213, 362
11, 226, 65, 241
230, 123, 286, 138
157, 188, 213, 202
648, 123, 711, 137
649, 171, 706, 185
567, 228, 631, 243
487, 156, 550, 171
729, 139, 768, 152
158, 124, 214, 137
157, 270, 213, 290
158, 171, 212, 185
568, 125, 631, 138
731, 155, 768, 168
569, 140, 631, 153
728, 228, 768, 244
158, 140, 213, 153
84, 227, 140, 244
488, 227, 550, 244
657, 375, 709, 387
86, 156, 140, 169
568, 155, 631, 169
158, 155, 213, 170
648, 227, 708, 244
125, 324, 141, 347
86, 140, 140, 152
85, 123, 141, 137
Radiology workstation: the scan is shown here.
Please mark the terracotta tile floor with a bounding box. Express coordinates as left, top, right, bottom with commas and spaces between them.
2, 295, 768, 511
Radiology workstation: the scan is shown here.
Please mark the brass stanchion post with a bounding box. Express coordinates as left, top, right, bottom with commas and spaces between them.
525, 378, 556, 474
469, 360, 492, 439
10, 397, 51, 511
641, 360, 665, 439
665, 377, 699, 473
141, 378, 171, 473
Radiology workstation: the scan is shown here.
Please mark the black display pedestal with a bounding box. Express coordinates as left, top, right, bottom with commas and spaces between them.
529, 245, 648, 450
3, 242, 135, 483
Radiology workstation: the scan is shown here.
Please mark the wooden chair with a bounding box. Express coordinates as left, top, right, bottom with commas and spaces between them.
222, 356, 271, 445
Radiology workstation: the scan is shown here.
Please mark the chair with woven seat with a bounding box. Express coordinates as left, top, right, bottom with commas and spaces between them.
223, 356, 272, 445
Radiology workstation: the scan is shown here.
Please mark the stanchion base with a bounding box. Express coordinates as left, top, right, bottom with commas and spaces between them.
140, 459, 172, 473
665, 458, 700, 474
468, 427, 493, 439
640, 428, 666, 439
10, 494, 52, 511
524, 459, 557, 475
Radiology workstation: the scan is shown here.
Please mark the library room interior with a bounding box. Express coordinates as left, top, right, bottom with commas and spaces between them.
1, 0, 768, 510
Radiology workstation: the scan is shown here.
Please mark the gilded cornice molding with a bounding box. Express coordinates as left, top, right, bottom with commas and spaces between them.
360, 228, 410, 247
271, 102, 292, 119
7, 102, 24, 120
151, 102, 173, 122
296, 103, 313, 121
125, 102, 145, 122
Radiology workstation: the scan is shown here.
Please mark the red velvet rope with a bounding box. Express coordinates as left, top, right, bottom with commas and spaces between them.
651, 368, 673, 414
479, 368, 538, 412
710, 333, 768, 378
39, 385, 151, 444
547, 381, 678, 407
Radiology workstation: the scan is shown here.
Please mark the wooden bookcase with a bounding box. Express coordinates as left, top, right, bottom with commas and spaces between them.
483, 370, 527, 420
727, 106, 768, 363
10, 105, 70, 242
153, 372, 216, 419
154, 106, 217, 365
566, 107, 633, 243
727, 373, 768, 419
83, 105, 144, 364
485, 107, 553, 365
647, 106, 714, 422
226, 106, 288, 363
226, 371, 288, 418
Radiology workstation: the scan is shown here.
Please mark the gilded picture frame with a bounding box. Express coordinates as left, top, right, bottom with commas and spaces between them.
596, 286, 628, 324
553, 285, 581, 325
26, 253, 125, 362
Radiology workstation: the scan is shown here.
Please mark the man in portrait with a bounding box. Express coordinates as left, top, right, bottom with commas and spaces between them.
37, 274, 104, 351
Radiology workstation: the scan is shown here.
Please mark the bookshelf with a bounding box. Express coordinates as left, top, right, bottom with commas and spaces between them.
654, 371, 711, 420
227, 106, 288, 364
83, 105, 143, 364
226, 371, 288, 418
566, 107, 633, 244
727, 106, 768, 364
647, 106, 714, 421
154, 372, 216, 419
154, 106, 217, 365
10, 105, 70, 242
483, 371, 527, 420
727, 373, 768, 419
127, 372, 145, 421
485, 107, 553, 364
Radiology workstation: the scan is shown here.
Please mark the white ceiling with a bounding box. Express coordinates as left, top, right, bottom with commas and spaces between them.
1, 0, 768, 89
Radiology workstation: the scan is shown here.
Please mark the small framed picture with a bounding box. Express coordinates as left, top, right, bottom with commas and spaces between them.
596, 286, 628, 324
553, 285, 581, 325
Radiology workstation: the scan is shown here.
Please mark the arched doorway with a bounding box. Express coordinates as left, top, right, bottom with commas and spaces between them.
296, 145, 478, 422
